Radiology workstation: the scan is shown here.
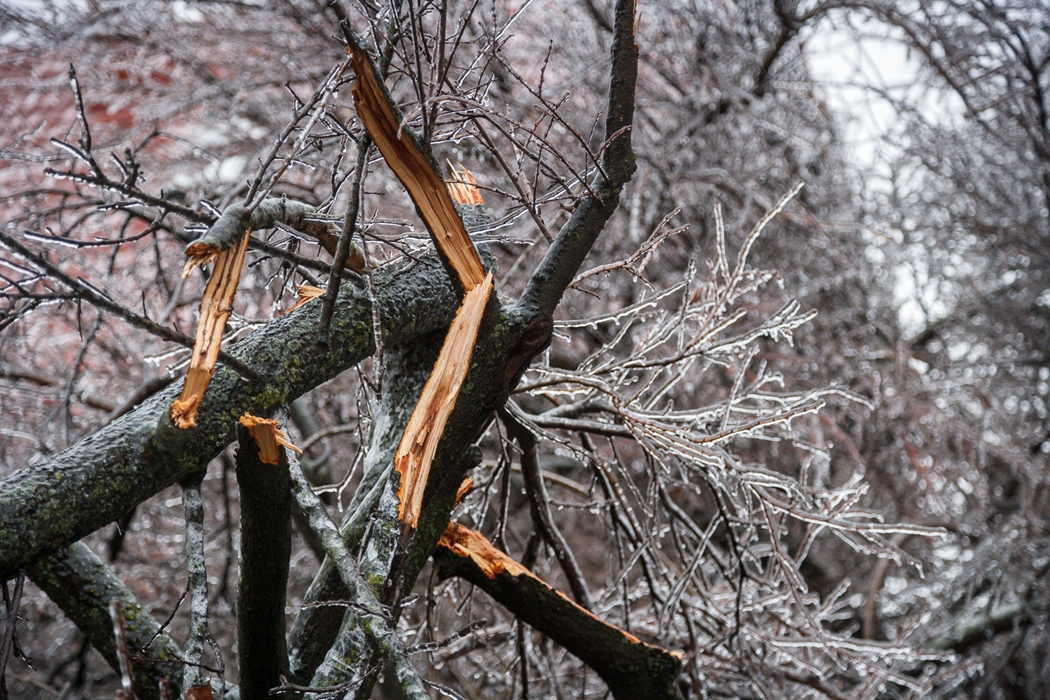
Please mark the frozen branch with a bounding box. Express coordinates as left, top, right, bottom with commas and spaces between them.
434, 523, 682, 700
516, 0, 639, 318
27, 543, 183, 700
181, 475, 212, 694
287, 451, 429, 699
501, 408, 594, 611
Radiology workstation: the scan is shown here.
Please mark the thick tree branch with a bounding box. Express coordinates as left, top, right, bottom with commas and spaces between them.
0, 255, 460, 581
234, 418, 293, 700
27, 543, 183, 700
434, 523, 682, 700
181, 474, 211, 694
287, 452, 428, 699
286, 335, 444, 684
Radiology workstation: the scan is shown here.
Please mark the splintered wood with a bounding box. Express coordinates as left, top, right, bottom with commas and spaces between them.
454, 476, 473, 507
437, 521, 643, 642
346, 39, 486, 290
446, 163, 484, 206
238, 414, 302, 465
436, 521, 685, 700
437, 521, 532, 580
292, 284, 325, 310
395, 273, 493, 528
170, 228, 251, 429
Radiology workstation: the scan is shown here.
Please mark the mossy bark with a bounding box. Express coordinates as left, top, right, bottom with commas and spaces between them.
0, 255, 459, 581
28, 542, 184, 700
286, 334, 444, 684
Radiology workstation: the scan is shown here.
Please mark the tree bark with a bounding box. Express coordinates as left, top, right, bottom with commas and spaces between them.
434, 523, 682, 700
234, 421, 292, 700
0, 255, 460, 581
27, 543, 184, 700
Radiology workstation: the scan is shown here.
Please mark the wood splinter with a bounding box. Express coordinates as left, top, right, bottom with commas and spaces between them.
292, 284, 325, 310
347, 36, 486, 291
169, 222, 251, 429
394, 273, 493, 530
348, 36, 494, 535
238, 414, 302, 464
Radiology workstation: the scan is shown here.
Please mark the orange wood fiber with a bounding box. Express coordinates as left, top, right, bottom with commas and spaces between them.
347, 42, 486, 290
169, 228, 251, 429
446, 162, 484, 206
394, 273, 493, 528
239, 414, 302, 464
437, 522, 646, 645
292, 284, 325, 310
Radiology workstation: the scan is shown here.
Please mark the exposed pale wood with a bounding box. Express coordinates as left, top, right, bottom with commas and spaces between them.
347, 39, 486, 290
439, 522, 620, 632
454, 476, 473, 507
239, 413, 302, 465
185, 684, 214, 700
395, 273, 493, 528
169, 228, 251, 428
446, 163, 484, 206
293, 284, 325, 310
437, 521, 533, 580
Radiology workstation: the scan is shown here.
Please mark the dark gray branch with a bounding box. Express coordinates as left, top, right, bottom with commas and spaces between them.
27, 543, 183, 700
502, 408, 595, 611
434, 525, 683, 700
516, 0, 639, 318
0, 255, 460, 581
234, 424, 292, 700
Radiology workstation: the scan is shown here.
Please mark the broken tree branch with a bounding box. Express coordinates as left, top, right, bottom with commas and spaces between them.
346, 32, 486, 290
396, 273, 494, 531
234, 416, 294, 700
170, 224, 251, 429
434, 522, 682, 700
0, 253, 460, 581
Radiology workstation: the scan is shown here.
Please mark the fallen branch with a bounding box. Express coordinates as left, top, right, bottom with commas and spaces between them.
434, 522, 682, 700
170, 223, 251, 429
